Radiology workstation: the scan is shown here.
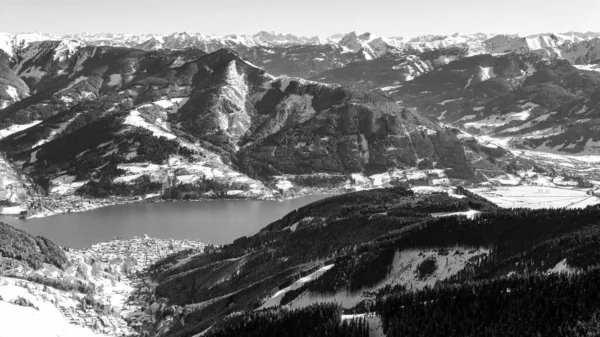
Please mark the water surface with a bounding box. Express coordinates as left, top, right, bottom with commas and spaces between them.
0, 196, 330, 248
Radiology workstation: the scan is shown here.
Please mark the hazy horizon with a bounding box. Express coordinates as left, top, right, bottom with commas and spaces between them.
1, 0, 598, 38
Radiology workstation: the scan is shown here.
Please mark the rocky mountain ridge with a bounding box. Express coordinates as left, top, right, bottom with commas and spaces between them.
3, 30, 599, 58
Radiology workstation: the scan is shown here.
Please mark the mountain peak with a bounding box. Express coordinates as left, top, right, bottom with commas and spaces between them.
339, 31, 359, 44
358, 32, 372, 41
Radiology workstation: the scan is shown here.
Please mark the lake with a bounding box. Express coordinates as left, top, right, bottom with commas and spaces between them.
0, 195, 331, 249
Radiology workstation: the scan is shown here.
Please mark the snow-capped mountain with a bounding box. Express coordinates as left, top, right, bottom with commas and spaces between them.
0, 32, 60, 57
482, 33, 600, 65
337, 32, 403, 60
3, 30, 600, 64
252, 31, 321, 45
483, 34, 564, 54
0, 33, 13, 58
402, 33, 493, 53
62, 32, 159, 48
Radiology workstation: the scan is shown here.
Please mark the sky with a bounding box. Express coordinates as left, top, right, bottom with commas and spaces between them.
1, 0, 599, 38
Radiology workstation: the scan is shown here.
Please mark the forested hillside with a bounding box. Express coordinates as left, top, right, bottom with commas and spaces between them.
139, 186, 600, 336
0, 222, 68, 269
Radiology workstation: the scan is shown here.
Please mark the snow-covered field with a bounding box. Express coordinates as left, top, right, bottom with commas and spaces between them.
0, 280, 106, 337
469, 185, 599, 209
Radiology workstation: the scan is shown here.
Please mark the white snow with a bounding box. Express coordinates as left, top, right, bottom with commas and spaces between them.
0, 205, 26, 215
342, 314, 385, 337
107, 74, 122, 87
438, 110, 447, 120
464, 110, 532, 134
0, 278, 107, 337
469, 185, 600, 209
113, 174, 143, 183
0, 120, 42, 140
431, 209, 481, 219
287, 247, 489, 310
546, 258, 575, 275
574, 105, 588, 114
258, 264, 334, 309
29, 149, 39, 163
438, 98, 462, 106
50, 175, 88, 196
464, 75, 473, 89
53, 40, 84, 62
479, 66, 496, 81
124, 109, 176, 139
276, 179, 293, 191
574, 64, 600, 73
501, 111, 556, 134
5, 85, 19, 102
277, 76, 332, 92
380, 85, 403, 92
20, 66, 46, 78
153, 97, 189, 113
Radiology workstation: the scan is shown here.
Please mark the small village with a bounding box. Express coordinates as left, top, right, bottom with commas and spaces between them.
0, 235, 208, 336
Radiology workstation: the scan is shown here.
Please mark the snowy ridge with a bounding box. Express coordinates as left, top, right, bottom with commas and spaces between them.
3, 30, 600, 64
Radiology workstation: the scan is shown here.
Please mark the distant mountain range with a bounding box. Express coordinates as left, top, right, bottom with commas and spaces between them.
3, 30, 600, 56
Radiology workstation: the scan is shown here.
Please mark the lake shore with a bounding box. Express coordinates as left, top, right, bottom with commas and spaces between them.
1, 186, 345, 221
0, 194, 332, 249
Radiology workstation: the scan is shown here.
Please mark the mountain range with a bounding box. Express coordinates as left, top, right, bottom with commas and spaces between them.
0, 30, 599, 215
0, 40, 515, 214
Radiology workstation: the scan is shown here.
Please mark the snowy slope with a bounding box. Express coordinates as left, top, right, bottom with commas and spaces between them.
0, 32, 12, 56
286, 247, 490, 310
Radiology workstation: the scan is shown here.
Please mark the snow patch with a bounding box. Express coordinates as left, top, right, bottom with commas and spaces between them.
258, 264, 334, 309
0, 120, 42, 140
29, 149, 40, 163
431, 209, 480, 219
107, 74, 122, 87
438, 98, 462, 106
124, 109, 176, 139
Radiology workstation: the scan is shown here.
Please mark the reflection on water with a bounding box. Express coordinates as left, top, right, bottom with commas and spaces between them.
0, 196, 330, 249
